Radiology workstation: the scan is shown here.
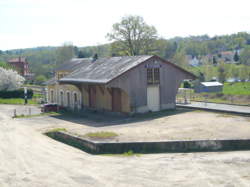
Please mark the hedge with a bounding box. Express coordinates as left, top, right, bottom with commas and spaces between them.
0, 89, 33, 99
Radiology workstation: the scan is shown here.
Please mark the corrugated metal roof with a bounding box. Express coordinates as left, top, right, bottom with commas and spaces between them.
201, 82, 223, 86
60, 55, 153, 84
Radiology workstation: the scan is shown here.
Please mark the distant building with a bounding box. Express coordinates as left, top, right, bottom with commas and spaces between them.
219, 51, 234, 62
187, 55, 200, 67
194, 81, 223, 93
7, 57, 33, 79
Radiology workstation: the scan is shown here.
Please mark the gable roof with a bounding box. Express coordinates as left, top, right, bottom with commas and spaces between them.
59, 55, 153, 84
57, 55, 196, 85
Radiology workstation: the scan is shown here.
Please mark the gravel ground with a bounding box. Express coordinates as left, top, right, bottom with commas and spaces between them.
1, 104, 250, 187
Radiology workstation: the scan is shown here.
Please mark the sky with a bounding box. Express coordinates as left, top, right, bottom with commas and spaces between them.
1, 0, 250, 50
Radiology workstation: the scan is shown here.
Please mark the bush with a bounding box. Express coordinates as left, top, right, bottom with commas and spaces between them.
0, 88, 33, 99
183, 81, 191, 88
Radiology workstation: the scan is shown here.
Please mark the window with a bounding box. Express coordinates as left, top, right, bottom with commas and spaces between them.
51, 90, 54, 103
67, 92, 70, 107
147, 68, 160, 84
60, 91, 64, 106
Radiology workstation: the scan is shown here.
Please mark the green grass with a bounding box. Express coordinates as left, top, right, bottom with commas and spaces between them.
102, 150, 140, 157
13, 112, 60, 118
0, 98, 38, 105
47, 128, 67, 133
223, 82, 250, 95
85, 131, 118, 139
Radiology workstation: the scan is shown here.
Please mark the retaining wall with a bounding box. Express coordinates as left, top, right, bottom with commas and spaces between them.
46, 131, 250, 154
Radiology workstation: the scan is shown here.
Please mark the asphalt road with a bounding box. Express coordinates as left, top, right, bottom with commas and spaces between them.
1, 104, 250, 187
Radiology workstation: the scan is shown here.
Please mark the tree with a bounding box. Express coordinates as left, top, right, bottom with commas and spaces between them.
240, 47, 250, 65
107, 15, 158, 56
239, 66, 248, 82
0, 67, 24, 91
212, 56, 217, 65
217, 62, 227, 83
233, 51, 239, 62
77, 51, 86, 58
55, 42, 75, 66
171, 49, 188, 68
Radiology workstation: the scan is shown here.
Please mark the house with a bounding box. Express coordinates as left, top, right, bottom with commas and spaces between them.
194, 81, 223, 93
45, 55, 196, 113
7, 57, 33, 79
187, 55, 200, 67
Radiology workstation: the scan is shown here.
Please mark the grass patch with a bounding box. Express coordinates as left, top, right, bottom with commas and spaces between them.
13, 112, 60, 118
0, 98, 38, 105
85, 131, 118, 139
47, 128, 67, 133
102, 150, 140, 157
223, 82, 250, 95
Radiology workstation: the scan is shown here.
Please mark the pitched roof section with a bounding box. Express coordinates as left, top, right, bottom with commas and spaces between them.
59, 55, 153, 84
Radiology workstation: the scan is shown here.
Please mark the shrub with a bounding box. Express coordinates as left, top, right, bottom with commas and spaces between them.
183, 81, 191, 88
0, 88, 33, 99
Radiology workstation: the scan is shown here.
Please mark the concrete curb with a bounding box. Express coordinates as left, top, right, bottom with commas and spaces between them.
45, 131, 250, 154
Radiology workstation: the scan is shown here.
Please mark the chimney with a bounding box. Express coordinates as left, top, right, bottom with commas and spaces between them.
92, 54, 98, 62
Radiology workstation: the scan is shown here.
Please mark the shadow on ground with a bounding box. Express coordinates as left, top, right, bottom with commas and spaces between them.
50, 108, 194, 127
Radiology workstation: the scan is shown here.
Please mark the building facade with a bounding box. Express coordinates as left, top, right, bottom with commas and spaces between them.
46, 55, 196, 113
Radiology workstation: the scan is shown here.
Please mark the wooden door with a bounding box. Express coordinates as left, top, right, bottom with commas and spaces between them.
89, 86, 96, 108
147, 85, 160, 111
112, 88, 122, 112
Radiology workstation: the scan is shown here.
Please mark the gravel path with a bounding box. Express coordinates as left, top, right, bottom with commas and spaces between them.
1, 104, 250, 186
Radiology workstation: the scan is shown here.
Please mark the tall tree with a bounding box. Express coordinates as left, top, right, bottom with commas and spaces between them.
240, 47, 250, 65
171, 49, 188, 68
107, 15, 158, 56
233, 51, 239, 62
217, 62, 227, 83
55, 42, 75, 66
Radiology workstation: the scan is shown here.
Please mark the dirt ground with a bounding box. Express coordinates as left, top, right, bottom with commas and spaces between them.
17, 106, 250, 142
1, 104, 250, 186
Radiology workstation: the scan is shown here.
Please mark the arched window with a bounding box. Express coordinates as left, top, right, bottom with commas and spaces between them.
51, 90, 54, 103
67, 92, 70, 107
60, 91, 64, 106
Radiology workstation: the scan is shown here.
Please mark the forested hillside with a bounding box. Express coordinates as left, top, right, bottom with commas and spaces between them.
0, 32, 250, 83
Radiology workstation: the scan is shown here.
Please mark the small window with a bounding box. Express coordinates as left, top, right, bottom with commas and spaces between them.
51, 90, 54, 103
60, 91, 64, 106
154, 68, 160, 84
147, 68, 153, 84
147, 68, 160, 84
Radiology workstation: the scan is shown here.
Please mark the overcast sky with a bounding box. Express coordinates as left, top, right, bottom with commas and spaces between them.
1, 0, 250, 50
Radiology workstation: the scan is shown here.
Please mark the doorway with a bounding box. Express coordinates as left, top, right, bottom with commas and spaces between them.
147, 85, 160, 111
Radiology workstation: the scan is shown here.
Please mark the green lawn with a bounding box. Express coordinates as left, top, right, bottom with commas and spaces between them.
223, 82, 250, 95
0, 98, 38, 105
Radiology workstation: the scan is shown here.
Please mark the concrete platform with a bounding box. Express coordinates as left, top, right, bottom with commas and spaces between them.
177, 102, 250, 115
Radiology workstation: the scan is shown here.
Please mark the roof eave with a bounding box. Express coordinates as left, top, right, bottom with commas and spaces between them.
59, 79, 108, 85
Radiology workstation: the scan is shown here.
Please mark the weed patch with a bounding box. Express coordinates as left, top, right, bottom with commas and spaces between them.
85, 131, 118, 139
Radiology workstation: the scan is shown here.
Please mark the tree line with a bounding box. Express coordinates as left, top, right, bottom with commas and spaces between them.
0, 15, 250, 83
